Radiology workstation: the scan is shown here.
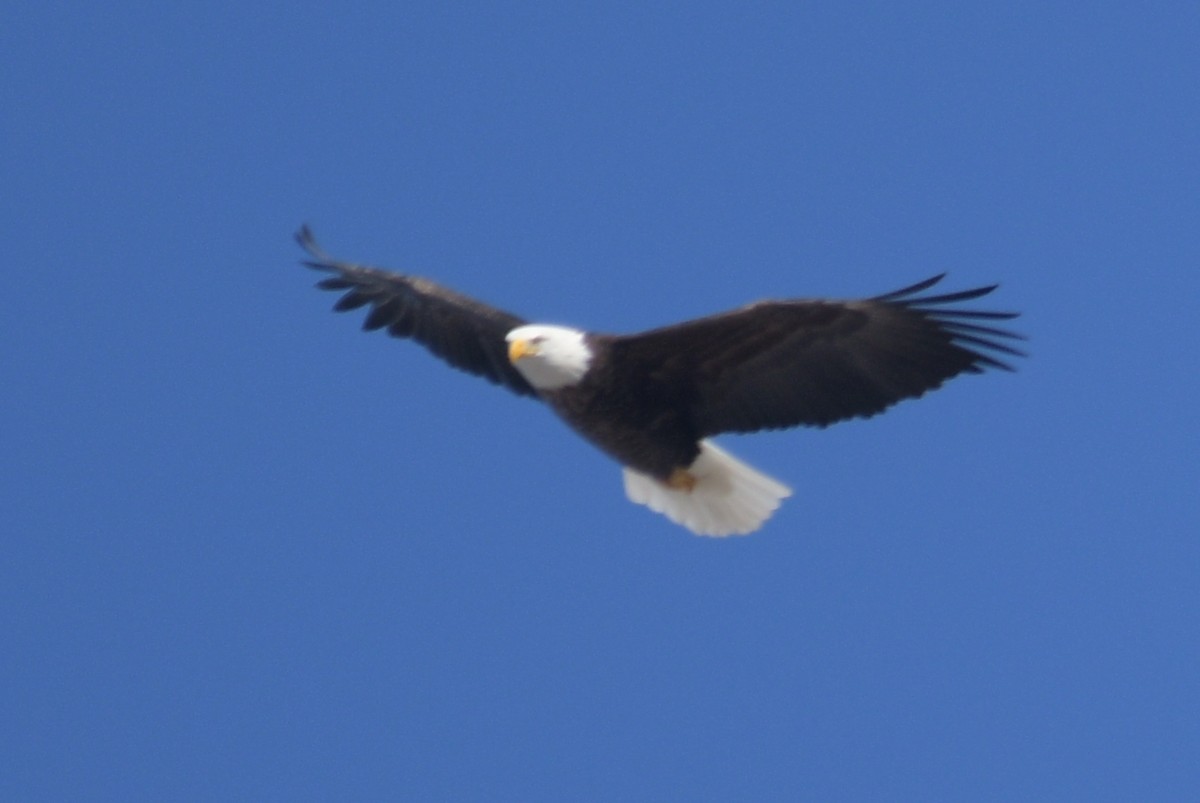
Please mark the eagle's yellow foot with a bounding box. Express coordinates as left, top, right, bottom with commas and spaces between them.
664, 467, 697, 493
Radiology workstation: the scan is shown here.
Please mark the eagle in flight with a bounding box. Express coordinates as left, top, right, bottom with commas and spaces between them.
297, 226, 1023, 536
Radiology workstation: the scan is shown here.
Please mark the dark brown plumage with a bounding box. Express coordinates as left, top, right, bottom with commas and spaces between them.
611, 275, 1023, 436
299, 226, 1022, 432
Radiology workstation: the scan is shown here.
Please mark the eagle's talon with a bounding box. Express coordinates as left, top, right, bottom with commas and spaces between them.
665, 468, 697, 493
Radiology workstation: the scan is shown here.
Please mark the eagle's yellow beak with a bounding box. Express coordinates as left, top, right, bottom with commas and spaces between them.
508, 339, 535, 363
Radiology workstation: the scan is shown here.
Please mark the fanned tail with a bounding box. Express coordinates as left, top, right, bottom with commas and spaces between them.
622, 440, 792, 536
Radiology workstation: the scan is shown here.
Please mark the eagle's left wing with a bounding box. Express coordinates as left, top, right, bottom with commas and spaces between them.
611, 275, 1024, 435
297, 226, 538, 398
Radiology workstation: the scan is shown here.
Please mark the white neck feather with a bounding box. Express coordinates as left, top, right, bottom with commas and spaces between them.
506, 324, 593, 390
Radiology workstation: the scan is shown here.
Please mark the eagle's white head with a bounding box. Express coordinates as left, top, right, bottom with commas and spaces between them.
506, 324, 593, 390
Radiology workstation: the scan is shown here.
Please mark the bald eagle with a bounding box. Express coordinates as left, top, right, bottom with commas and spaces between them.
297, 226, 1023, 536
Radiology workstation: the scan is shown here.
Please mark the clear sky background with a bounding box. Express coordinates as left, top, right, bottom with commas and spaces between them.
4, 2, 1198, 799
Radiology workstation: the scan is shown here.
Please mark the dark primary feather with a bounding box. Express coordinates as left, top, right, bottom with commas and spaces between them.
610, 274, 1024, 435
296, 226, 537, 398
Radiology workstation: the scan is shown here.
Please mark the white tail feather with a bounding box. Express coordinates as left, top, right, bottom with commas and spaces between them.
622, 440, 792, 536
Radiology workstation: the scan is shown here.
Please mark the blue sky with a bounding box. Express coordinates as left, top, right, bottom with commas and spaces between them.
4, 2, 1198, 799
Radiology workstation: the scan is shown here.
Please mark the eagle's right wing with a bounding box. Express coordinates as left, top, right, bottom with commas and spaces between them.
297, 226, 538, 398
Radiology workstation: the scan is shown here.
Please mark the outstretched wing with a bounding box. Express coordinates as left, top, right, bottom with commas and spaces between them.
611, 274, 1024, 435
297, 226, 537, 398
